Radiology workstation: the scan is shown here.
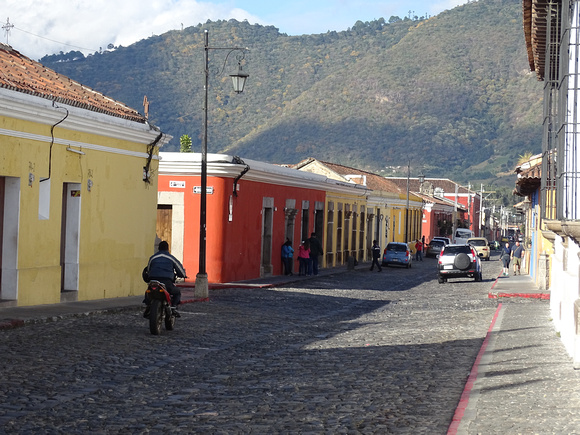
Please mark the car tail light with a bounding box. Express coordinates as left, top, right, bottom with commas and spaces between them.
471, 248, 477, 258
406, 250, 410, 256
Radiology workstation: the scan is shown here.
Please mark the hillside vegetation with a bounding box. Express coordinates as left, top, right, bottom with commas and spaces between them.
41, 0, 541, 185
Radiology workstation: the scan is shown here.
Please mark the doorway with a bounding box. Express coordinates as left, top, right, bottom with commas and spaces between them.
261, 197, 274, 276
0, 177, 19, 303
61, 183, 81, 297
156, 205, 173, 249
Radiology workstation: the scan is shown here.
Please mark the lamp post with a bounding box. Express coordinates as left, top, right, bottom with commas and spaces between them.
405, 162, 410, 243
196, 30, 248, 299
418, 173, 425, 193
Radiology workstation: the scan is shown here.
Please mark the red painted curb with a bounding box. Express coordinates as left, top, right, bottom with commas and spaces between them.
181, 297, 210, 305
488, 292, 549, 300
447, 303, 503, 434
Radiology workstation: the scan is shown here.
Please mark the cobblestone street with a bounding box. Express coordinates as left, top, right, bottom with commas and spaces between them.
0, 256, 567, 433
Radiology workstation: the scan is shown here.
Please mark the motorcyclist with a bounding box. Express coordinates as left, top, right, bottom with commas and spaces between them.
144, 240, 186, 317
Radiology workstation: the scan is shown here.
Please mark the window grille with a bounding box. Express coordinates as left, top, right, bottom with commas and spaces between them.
543, 0, 580, 221
541, 0, 561, 221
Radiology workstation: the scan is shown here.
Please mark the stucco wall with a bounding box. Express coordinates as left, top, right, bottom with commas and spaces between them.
1, 113, 160, 306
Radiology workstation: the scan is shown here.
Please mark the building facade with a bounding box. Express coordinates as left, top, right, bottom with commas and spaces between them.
158, 153, 425, 283
523, 0, 580, 365
0, 44, 167, 306
293, 159, 424, 256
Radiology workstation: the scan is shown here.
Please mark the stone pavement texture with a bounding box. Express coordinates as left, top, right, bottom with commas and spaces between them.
0, 256, 579, 433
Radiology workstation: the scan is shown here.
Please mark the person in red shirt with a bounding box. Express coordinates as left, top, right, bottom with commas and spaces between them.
415, 239, 423, 261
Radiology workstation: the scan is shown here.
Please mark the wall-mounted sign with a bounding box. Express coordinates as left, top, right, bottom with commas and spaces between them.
70, 190, 81, 197
193, 186, 214, 194
170, 180, 186, 188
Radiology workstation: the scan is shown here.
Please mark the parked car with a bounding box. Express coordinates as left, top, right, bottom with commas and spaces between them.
467, 237, 490, 261
382, 242, 412, 268
432, 236, 451, 245
437, 244, 482, 283
426, 239, 446, 258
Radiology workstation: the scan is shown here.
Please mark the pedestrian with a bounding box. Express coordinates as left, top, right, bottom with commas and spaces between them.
281, 238, 294, 276
501, 241, 511, 277
298, 240, 311, 276
144, 240, 186, 317
511, 240, 525, 275
307, 232, 324, 276
415, 239, 423, 261
370, 240, 382, 272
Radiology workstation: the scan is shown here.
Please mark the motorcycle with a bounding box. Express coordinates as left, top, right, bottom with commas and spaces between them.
143, 280, 177, 335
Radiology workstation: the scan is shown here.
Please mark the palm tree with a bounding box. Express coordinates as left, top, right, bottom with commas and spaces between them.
180, 134, 192, 153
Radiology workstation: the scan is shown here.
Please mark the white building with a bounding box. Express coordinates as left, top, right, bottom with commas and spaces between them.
524, 0, 580, 366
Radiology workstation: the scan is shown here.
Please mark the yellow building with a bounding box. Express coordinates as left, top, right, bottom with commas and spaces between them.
294, 158, 423, 265
0, 44, 169, 306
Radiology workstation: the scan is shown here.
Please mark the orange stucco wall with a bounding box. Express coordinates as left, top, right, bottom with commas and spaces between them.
158, 174, 325, 283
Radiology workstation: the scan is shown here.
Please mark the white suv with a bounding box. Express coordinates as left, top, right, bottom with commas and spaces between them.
437, 244, 482, 283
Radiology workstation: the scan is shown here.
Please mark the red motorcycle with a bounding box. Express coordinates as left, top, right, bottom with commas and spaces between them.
144, 280, 177, 335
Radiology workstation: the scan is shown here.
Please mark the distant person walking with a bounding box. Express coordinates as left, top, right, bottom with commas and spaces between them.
307, 232, 324, 276
501, 242, 511, 277
298, 241, 311, 276
415, 239, 423, 261
370, 240, 382, 272
511, 240, 525, 275
281, 239, 294, 276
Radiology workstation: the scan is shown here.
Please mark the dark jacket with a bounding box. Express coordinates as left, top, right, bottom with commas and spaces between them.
147, 250, 186, 281
308, 236, 324, 257
372, 244, 381, 259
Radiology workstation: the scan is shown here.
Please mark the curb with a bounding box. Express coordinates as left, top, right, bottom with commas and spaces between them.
488, 274, 550, 300
488, 292, 550, 300
447, 303, 503, 434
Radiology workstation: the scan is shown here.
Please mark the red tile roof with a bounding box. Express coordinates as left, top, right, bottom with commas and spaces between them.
0, 43, 146, 123
293, 158, 404, 193
320, 161, 404, 193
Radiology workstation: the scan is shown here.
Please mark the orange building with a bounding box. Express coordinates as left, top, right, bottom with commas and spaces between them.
157, 152, 342, 283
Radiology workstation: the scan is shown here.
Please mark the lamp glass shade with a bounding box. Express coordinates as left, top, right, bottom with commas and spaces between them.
230, 65, 249, 93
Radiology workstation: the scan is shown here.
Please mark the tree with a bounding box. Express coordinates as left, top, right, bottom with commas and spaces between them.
180, 134, 192, 153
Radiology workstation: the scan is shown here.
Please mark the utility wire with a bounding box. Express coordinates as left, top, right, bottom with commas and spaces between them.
13, 25, 100, 53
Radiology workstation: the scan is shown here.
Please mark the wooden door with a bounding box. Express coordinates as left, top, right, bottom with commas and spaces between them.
156, 205, 172, 248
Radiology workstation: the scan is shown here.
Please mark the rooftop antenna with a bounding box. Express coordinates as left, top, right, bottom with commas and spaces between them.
2, 18, 14, 44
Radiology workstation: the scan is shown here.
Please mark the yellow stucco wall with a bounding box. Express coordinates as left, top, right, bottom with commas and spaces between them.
322, 191, 422, 267
1, 115, 160, 306
323, 192, 368, 268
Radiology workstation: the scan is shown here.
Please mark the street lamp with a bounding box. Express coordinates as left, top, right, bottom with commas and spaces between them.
405, 162, 410, 243
196, 30, 249, 299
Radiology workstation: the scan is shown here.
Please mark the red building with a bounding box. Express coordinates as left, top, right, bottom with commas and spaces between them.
388, 177, 480, 239
157, 152, 341, 283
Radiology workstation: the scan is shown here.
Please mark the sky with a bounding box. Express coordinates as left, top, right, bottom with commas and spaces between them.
3, 0, 470, 60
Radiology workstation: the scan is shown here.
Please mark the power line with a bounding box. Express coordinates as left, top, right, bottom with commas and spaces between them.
12, 23, 100, 53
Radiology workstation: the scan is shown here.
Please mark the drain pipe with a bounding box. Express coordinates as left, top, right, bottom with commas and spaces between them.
232, 156, 250, 197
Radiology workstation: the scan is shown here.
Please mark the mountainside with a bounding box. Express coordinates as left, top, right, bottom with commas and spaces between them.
40, 0, 541, 185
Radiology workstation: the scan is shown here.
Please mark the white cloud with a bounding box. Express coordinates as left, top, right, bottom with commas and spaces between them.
2, 0, 470, 60
4, 0, 260, 59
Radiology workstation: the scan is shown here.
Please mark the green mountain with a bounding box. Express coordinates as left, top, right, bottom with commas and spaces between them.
40, 0, 540, 185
